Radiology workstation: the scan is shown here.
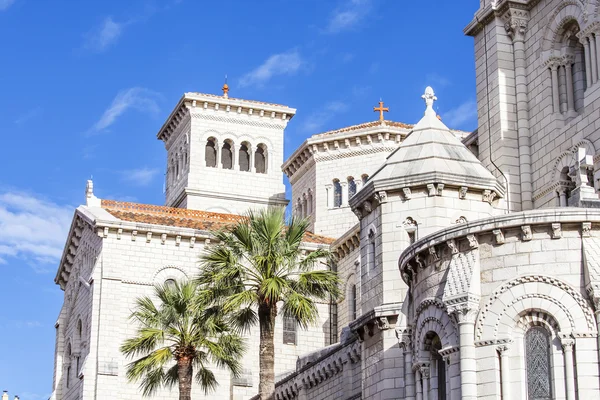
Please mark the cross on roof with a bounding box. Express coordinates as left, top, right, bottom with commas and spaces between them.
373, 100, 389, 121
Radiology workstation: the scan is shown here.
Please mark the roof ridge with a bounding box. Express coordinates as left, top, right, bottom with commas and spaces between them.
314, 119, 414, 137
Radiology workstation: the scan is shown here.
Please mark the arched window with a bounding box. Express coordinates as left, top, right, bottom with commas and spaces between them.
297, 198, 302, 217
350, 284, 357, 321
348, 177, 357, 198
221, 141, 233, 169
205, 138, 217, 167
307, 189, 313, 215
255, 144, 267, 174
283, 315, 297, 345
368, 229, 376, 269
302, 194, 308, 217
525, 326, 553, 400
361, 174, 369, 185
333, 179, 342, 207
175, 153, 180, 179
66, 342, 72, 388
77, 319, 82, 339
239, 142, 250, 172
165, 279, 176, 288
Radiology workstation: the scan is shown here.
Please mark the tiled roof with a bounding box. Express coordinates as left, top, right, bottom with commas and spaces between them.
313, 120, 414, 137
101, 200, 335, 245
186, 92, 290, 109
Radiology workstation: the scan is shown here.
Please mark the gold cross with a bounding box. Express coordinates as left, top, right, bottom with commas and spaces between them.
373, 100, 389, 121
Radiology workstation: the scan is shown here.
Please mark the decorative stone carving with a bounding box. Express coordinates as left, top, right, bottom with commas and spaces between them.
375, 191, 388, 203
131, 230, 137, 241
117, 228, 122, 240
352, 208, 363, 220
146, 232, 152, 243
551, 223, 562, 239
161, 234, 167, 245
448, 304, 479, 324
363, 201, 372, 213
377, 317, 390, 330
492, 229, 505, 244
427, 183, 436, 197
455, 216, 468, 224
415, 254, 424, 269
402, 187, 412, 200
429, 246, 439, 262
459, 186, 468, 199
437, 183, 444, 196
103, 227, 109, 238
190, 237, 196, 248
447, 239, 458, 254
521, 225, 532, 241
482, 190, 497, 204
467, 234, 479, 249
503, 8, 529, 42
583, 222, 592, 237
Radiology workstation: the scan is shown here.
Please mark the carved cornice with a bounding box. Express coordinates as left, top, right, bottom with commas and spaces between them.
465, 0, 542, 37
502, 8, 530, 42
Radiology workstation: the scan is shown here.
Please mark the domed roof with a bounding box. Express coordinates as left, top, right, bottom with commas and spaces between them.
366, 87, 501, 193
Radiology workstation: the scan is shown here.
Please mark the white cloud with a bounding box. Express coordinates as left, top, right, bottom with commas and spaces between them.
442, 100, 478, 129
89, 87, 160, 134
426, 73, 452, 88
239, 50, 304, 88
84, 17, 123, 52
0, 0, 15, 11
14, 107, 42, 125
121, 167, 160, 186
324, 0, 371, 34
302, 101, 349, 132
0, 192, 73, 269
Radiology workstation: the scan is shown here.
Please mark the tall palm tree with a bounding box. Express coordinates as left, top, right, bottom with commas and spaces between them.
197, 207, 340, 400
120, 280, 245, 400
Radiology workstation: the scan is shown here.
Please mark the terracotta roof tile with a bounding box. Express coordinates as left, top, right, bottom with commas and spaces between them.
314, 120, 413, 137
100, 200, 334, 245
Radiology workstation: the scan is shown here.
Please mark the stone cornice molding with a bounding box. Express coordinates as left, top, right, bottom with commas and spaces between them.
465, 0, 542, 36
55, 212, 94, 290
157, 93, 295, 143
332, 224, 360, 260
399, 209, 600, 286
349, 302, 403, 341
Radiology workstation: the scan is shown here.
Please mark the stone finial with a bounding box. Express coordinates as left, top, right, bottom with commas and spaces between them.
422, 86, 437, 110
2, 391, 8, 400
85, 180, 101, 207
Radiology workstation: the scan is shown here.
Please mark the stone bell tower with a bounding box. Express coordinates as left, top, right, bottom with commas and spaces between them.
156, 85, 296, 214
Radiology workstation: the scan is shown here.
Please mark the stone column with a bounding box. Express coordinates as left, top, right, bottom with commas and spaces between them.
591, 35, 599, 85
551, 64, 561, 113
450, 306, 478, 400
415, 368, 423, 400
584, 36, 593, 88
442, 355, 451, 400
595, 33, 600, 85
215, 140, 221, 168
565, 60, 576, 114
341, 181, 349, 207
497, 344, 511, 399
505, 11, 533, 209
325, 185, 333, 208
401, 340, 416, 400
561, 337, 576, 400
420, 364, 430, 400
558, 187, 568, 207
249, 145, 255, 172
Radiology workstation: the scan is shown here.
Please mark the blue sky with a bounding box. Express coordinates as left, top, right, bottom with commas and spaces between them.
0, 0, 479, 397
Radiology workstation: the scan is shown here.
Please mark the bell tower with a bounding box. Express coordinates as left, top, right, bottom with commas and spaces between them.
157, 87, 295, 214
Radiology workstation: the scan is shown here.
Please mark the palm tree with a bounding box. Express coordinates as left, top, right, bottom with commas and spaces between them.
197, 207, 340, 400
120, 280, 245, 400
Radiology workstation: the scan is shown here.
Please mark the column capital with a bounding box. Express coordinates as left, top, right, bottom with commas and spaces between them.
502, 8, 529, 42
544, 56, 563, 70
496, 342, 511, 354
447, 301, 479, 324
419, 363, 431, 378
560, 337, 575, 351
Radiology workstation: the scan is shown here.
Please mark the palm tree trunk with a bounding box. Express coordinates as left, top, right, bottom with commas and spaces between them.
177, 357, 193, 400
258, 302, 277, 400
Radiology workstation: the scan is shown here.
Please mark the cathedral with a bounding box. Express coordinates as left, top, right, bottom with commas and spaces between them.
52, 1, 600, 399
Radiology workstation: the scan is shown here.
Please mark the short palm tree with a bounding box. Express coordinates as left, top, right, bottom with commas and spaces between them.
197, 207, 340, 400
120, 280, 245, 400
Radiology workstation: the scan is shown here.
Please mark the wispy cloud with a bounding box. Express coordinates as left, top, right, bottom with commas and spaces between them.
302, 101, 349, 132
426, 73, 452, 88
88, 87, 161, 134
239, 50, 304, 88
0, 191, 73, 269
443, 100, 478, 129
14, 107, 42, 125
324, 0, 372, 34
121, 167, 160, 186
0, 0, 15, 11
84, 17, 123, 53
8, 320, 43, 329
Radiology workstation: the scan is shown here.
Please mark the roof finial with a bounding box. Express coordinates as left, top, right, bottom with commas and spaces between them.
222, 74, 229, 98
373, 99, 389, 122
422, 86, 437, 115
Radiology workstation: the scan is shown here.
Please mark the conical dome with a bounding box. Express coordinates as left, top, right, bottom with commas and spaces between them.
367, 87, 502, 193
